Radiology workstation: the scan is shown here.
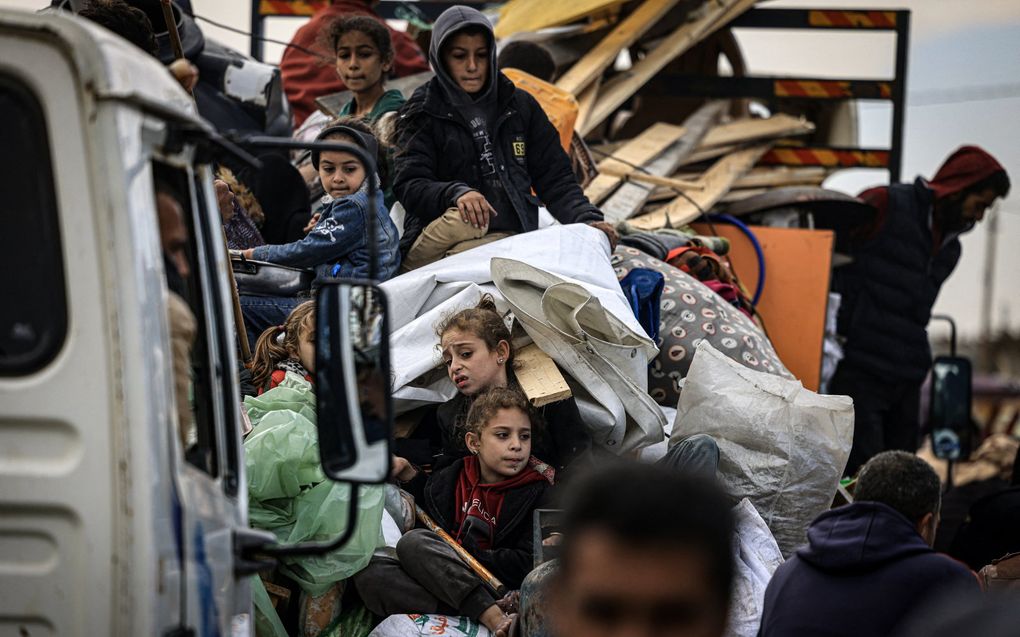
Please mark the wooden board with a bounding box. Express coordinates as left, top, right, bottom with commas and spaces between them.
584, 122, 686, 205
496, 0, 628, 39
699, 114, 814, 148
600, 100, 728, 222
628, 144, 769, 230
582, 0, 756, 135
515, 343, 573, 407
731, 166, 829, 189
575, 79, 601, 134
689, 223, 834, 391
673, 166, 830, 189
556, 0, 684, 96
595, 167, 703, 190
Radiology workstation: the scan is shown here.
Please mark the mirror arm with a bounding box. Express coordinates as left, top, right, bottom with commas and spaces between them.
931, 314, 957, 356
257, 485, 361, 557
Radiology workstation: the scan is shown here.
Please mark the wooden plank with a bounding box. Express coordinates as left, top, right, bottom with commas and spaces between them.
495, 0, 629, 39
600, 100, 728, 222
584, 122, 687, 204
673, 166, 830, 189
675, 143, 739, 167
699, 114, 815, 148
575, 78, 601, 134
595, 166, 704, 190
556, 0, 684, 96
515, 343, 573, 407
582, 0, 756, 135
718, 187, 770, 204
628, 144, 770, 230
732, 166, 830, 189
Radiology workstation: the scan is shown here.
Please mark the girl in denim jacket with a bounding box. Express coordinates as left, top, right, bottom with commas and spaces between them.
243, 118, 400, 281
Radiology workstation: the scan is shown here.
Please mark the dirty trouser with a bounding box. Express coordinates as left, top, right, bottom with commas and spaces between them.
830, 362, 921, 475
402, 207, 513, 271
660, 433, 720, 480
353, 529, 496, 620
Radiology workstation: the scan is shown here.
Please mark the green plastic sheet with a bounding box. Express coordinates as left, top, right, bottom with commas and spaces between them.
244, 373, 385, 635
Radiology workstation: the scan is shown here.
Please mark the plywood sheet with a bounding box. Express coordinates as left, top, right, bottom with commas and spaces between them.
556, 0, 683, 95
584, 122, 686, 204
496, 0, 628, 39
515, 343, 573, 407
583, 0, 756, 134
629, 145, 768, 230
690, 223, 833, 390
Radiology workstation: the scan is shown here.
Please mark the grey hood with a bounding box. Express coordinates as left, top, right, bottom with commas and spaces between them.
428, 5, 499, 107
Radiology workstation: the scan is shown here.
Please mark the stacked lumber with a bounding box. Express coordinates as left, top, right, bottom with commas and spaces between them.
496, 0, 834, 230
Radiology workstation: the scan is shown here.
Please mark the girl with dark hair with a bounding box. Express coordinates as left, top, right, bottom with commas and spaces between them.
326, 15, 406, 122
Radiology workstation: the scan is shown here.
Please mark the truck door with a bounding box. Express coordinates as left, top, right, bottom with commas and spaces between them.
151, 157, 251, 636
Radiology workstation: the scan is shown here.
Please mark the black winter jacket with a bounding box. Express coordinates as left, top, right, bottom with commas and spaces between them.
422, 457, 552, 589
833, 178, 962, 383
393, 73, 602, 243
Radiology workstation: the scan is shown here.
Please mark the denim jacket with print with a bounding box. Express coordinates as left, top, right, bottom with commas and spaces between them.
250, 187, 400, 281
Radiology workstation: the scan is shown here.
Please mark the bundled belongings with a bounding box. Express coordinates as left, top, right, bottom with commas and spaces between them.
612, 246, 790, 406
672, 341, 853, 556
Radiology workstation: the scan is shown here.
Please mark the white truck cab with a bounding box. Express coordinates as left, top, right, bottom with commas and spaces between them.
0, 9, 391, 636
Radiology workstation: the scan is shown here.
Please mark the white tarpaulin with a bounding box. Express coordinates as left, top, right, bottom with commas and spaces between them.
380, 224, 662, 450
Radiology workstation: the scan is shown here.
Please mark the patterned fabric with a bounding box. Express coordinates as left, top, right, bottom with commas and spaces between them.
612, 246, 792, 407
223, 198, 265, 250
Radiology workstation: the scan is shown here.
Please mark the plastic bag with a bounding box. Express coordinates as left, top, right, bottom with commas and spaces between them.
672, 342, 853, 556
368, 614, 491, 637
726, 499, 785, 637
244, 373, 385, 595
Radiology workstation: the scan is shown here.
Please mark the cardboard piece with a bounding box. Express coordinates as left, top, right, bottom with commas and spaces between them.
690, 223, 833, 391
515, 343, 573, 407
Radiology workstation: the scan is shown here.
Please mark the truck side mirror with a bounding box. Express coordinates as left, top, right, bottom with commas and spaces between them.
315, 282, 392, 483
929, 355, 973, 461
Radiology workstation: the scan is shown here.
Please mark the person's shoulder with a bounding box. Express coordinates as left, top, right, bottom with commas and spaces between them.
376, 89, 407, 113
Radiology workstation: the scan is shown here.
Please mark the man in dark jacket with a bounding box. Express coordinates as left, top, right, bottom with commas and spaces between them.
832, 146, 1010, 473
759, 451, 980, 637
393, 6, 616, 268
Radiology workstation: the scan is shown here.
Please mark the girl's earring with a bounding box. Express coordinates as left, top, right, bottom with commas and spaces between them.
497, 358, 505, 365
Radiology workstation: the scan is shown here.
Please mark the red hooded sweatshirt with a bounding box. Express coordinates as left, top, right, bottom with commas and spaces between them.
454, 455, 550, 550
280, 1, 429, 127
858, 145, 1006, 242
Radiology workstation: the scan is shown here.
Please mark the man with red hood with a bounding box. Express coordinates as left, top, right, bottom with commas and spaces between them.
832, 146, 1010, 474
280, 0, 428, 128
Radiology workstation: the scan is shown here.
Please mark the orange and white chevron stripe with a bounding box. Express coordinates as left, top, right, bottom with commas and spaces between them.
807, 10, 898, 28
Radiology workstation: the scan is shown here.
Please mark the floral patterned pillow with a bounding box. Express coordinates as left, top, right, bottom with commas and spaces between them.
613, 247, 792, 406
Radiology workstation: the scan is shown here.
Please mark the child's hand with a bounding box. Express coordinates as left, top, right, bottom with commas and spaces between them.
303, 212, 321, 234
214, 179, 235, 223
589, 220, 619, 250
390, 455, 419, 483
168, 58, 199, 93
456, 191, 497, 229
241, 248, 255, 260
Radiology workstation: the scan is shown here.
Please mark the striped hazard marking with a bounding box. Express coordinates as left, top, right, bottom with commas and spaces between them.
762, 148, 891, 169
808, 10, 898, 29
258, 0, 329, 17
774, 80, 892, 100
